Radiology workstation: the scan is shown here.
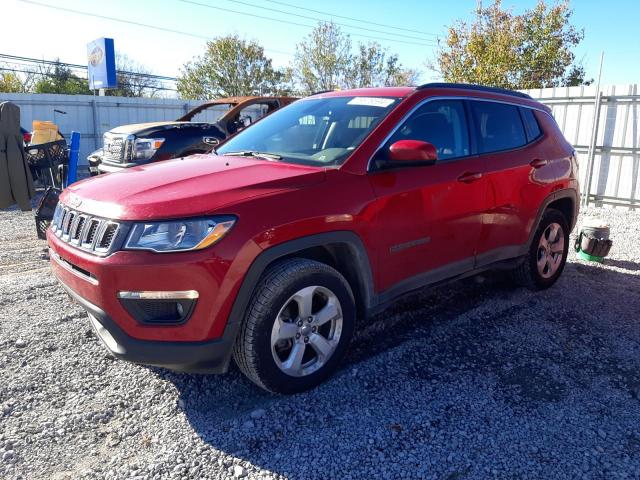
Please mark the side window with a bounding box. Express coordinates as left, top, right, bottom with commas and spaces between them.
387, 100, 469, 160
520, 107, 542, 142
470, 101, 527, 154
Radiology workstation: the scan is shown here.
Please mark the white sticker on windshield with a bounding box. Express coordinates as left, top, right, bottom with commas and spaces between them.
347, 97, 395, 108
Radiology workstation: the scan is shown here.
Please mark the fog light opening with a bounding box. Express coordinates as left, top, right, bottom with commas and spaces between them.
117, 291, 198, 325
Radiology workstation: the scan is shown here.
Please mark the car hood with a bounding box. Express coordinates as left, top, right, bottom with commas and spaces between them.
110, 121, 214, 136
61, 154, 325, 220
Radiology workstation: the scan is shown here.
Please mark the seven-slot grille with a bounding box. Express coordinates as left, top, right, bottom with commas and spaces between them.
51, 203, 121, 255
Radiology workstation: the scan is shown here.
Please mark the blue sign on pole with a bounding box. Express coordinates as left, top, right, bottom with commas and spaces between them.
87, 38, 117, 90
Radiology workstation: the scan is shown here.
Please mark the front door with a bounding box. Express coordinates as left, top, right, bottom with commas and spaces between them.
369, 99, 491, 294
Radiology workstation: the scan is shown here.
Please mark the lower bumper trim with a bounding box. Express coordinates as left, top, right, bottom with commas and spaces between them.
56, 279, 237, 374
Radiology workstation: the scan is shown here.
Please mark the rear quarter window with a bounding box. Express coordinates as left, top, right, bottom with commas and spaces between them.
520, 107, 542, 142
470, 101, 527, 154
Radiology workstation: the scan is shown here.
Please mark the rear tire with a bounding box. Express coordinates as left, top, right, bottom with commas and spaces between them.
511, 208, 569, 290
233, 258, 355, 394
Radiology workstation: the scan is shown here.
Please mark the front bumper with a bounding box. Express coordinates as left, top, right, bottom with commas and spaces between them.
97, 161, 134, 173
47, 225, 248, 373
56, 269, 237, 374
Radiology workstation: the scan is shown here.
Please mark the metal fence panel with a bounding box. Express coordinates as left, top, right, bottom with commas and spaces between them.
523, 84, 640, 208
0, 93, 208, 165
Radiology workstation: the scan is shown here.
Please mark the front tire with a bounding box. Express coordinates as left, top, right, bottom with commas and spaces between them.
511, 208, 570, 290
233, 258, 355, 394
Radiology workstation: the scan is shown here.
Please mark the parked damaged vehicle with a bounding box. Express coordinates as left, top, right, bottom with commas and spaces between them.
91, 96, 297, 175
48, 84, 579, 394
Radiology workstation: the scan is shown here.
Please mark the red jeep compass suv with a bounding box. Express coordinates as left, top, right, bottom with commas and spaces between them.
48, 84, 579, 393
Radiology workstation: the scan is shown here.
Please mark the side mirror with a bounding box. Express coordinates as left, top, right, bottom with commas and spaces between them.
388, 140, 438, 164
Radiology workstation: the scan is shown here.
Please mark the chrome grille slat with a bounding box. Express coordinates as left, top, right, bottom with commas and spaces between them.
62, 211, 75, 239
50, 203, 121, 255
70, 215, 87, 244
82, 219, 101, 248
58, 208, 68, 232
101, 223, 118, 248
52, 203, 63, 231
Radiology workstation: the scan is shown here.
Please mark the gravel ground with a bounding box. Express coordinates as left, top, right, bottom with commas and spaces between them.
1, 204, 640, 480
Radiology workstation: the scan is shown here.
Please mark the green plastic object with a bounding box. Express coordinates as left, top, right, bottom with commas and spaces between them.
574, 218, 612, 263
577, 249, 604, 263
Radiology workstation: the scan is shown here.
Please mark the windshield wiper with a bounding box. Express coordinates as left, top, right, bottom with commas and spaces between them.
221, 151, 282, 161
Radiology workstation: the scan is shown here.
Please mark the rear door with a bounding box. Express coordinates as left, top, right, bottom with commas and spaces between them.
468, 100, 545, 264
369, 99, 492, 293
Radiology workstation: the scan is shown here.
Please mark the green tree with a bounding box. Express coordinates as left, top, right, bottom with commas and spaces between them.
294, 22, 353, 93
34, 61, 92, 95
294, 23, 419, 94
348, 42, 419, 88
106, 53, 162, 98
433, 0, 588, 89
0, 66, 38, 93
0, 72, 24, 93
178, 35, 286, 99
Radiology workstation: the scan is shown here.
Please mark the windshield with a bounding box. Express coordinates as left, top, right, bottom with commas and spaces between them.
216, 96, 401, 166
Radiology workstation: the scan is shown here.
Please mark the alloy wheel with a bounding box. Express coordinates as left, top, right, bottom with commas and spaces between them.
537, 222, 565, 278
270, 285, 343, 377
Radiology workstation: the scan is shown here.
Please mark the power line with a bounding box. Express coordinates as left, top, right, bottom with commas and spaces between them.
0, 54, 178, 81
19, 0, 436, 60
0, 66, 178, 91
216, 0, 435, 42
178, 0, 437, 47
262, 0, 439, 37
17, 0, 295, 57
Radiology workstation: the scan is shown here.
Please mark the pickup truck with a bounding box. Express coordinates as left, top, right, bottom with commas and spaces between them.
90, 96, 296, 175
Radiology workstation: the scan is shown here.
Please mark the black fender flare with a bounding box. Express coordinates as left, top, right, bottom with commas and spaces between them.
526, 188, 579, 249
218, 232, 377, 366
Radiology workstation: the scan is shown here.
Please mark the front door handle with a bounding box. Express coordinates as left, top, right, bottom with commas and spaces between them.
530, 158, 548, 168
457, 172, 483, 183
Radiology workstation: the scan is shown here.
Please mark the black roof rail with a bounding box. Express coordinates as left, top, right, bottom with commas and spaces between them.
416, 82, 532, 99
309, 89, 335, 96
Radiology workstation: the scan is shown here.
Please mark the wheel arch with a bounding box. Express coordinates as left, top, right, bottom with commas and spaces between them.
226, 232, 376, 334
527, 189, 579, 249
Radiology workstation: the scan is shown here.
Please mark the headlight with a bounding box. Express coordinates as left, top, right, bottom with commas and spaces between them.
133, 137, 165, 160
124, 217, 235, 253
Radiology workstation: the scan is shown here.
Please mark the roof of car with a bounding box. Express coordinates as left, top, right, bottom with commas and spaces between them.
177, 96, 298, 122
194, 96, 297, 107
310, 83, 533, 101
312, 87, 415, 98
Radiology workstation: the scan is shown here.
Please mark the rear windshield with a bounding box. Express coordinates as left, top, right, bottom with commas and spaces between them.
186, 104, 234, 123
216, 96, 401, 166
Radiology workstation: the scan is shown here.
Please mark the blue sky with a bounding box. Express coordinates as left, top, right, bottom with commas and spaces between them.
2, 0, 639, 89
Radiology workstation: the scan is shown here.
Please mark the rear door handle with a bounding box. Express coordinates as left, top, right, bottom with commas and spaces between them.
457, 172, 483, 183
530, 158, 548, 168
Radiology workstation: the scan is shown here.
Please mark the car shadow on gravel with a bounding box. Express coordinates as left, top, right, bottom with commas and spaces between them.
159, 261, 640, 478
604, 258, 640, 271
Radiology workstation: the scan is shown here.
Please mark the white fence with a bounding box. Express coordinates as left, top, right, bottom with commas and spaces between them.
524, 84, 640, 208
0, 93, 222, 165
3, 87, 640, 208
